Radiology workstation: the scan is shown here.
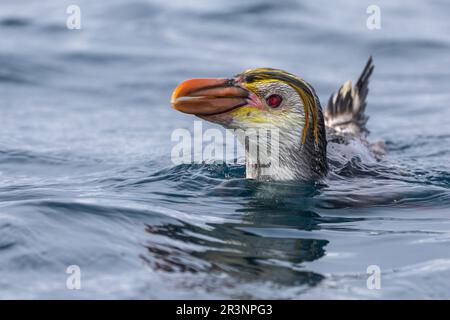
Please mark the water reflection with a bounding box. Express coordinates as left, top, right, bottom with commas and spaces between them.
142, 179, 329, 287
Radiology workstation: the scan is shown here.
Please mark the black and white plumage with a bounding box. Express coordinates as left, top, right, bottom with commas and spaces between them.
325, 57, 385, 161
325, 56, 374, 137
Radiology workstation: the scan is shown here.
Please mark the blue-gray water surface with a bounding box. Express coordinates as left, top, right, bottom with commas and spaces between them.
1, 0, 450, 299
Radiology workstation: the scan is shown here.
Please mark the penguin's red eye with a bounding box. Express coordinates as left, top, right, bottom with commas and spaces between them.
266, 94, 282, 108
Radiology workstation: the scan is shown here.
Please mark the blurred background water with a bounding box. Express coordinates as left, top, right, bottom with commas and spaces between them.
0, 0, 449, 299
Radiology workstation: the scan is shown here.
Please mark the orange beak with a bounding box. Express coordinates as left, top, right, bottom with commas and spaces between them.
171, 78, 249, 116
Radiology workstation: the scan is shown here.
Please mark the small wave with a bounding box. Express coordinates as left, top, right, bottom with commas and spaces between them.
0, 17, 31, 28
0, 54, 61, 85
117, 163, 245, 190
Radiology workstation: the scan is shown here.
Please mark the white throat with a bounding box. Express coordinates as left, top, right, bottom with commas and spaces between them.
238, 128, 301, 181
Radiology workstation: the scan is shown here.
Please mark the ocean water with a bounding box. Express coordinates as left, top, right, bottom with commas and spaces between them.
0, 0, 449, 299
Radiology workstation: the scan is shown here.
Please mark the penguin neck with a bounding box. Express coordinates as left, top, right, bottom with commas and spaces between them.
242, 129, 327, 181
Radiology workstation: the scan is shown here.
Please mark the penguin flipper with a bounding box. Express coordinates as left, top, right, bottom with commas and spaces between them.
324, 56, 374, 137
